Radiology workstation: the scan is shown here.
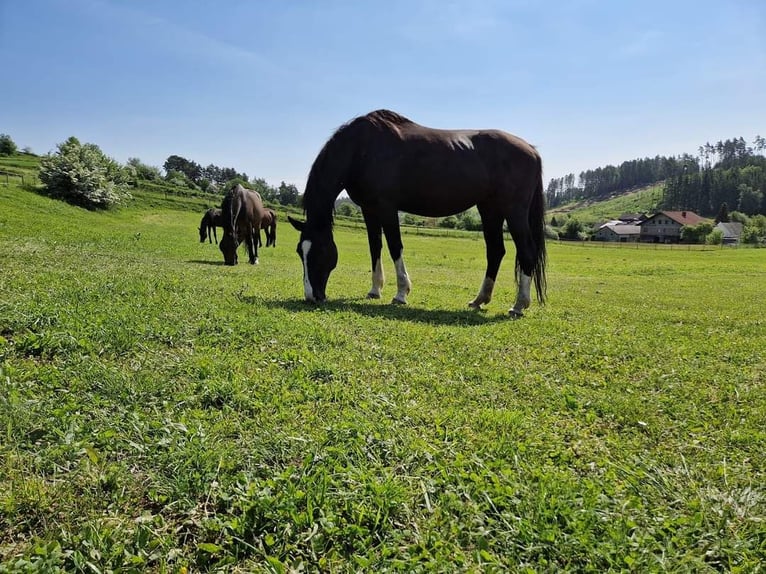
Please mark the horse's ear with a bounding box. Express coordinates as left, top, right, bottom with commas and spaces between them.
287, 216, 305, 232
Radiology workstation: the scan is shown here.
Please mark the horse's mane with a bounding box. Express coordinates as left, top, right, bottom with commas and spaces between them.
364, 109, 414, 130
303, 110, 414, 229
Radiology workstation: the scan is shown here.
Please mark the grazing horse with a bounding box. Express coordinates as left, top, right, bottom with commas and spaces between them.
261, 208, 278, 247
288, 109, 547, 316
199, 208, 223, 244
219, 184, 266, 265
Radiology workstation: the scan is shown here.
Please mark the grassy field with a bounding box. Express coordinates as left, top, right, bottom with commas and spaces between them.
1, 173, 765, 572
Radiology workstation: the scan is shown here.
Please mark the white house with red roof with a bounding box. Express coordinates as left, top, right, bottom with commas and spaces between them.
639, 211, 707, 243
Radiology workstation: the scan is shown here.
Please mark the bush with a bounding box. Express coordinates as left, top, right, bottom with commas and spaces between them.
439, 215, 459, 229
562, 218, 584, 240
544, 225, 559, 240
0, 133, 18, 156
705, 229, 724, 245
680, 222, 714, 244
458, 210, 482, 231
39, 137, 131, 209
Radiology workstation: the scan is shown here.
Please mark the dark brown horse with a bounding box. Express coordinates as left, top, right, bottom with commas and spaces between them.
219, 184, 267, 265
261, 208, 278, 247
288, 109, 547, 316
199, 208, 223, 244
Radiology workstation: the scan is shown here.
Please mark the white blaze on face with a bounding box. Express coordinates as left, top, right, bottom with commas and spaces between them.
300, 239, 314, 301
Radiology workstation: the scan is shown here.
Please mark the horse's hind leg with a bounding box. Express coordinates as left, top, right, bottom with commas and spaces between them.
247, 227, 259, 264
469, 209, 505, 309
507, 212, 535, 317
381, 216, 411, 305
213, 226, 217, 245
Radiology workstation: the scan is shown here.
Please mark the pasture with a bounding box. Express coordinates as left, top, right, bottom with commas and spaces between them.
1, 182, 764, 572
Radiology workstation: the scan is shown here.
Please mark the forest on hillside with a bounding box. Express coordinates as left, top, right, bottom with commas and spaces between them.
546, 136, 766, 217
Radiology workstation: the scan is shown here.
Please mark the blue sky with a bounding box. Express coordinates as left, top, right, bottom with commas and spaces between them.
2, 0, 764, 191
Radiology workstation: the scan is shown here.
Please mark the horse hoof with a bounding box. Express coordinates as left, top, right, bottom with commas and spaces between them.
508, 309, 524, 319
468, 300, 482, 309
366, 292, 381, 299
391, 297, 407, 305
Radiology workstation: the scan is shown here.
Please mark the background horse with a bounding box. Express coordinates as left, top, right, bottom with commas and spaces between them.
199, 207, 223, 244
261, 208, 278, 247
219, 184, 266, 265
288, 109, 547, 316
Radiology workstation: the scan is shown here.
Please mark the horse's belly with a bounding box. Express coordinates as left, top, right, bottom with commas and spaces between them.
398, 188, 485, 217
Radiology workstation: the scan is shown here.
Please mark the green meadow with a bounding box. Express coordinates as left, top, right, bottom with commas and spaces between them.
1, 176, 764, 572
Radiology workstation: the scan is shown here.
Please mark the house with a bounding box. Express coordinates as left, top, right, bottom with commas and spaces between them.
618, 213, 647, 224
594, 223, 641, 242
640, 211, 706, 243
715, 221, 744, 245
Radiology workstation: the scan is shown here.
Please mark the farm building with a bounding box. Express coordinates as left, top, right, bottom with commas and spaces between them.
715, 221, 744, 245
640, 210, 705, 243
594, 223, 641, 242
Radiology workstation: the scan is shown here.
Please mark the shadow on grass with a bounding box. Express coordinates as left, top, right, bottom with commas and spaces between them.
251, 295, 514, 326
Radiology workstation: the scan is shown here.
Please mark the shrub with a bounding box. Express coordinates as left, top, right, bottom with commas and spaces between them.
0, 133, 18, 156
39, 137, 131, 209
705, 229, 724, 245
439, 215, 459, 229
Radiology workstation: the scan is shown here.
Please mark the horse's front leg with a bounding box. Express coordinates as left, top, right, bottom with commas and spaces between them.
212, 226, 218, 245
362, 211, 385, 299
382, 217, 411, 305
469, 214, 505, 309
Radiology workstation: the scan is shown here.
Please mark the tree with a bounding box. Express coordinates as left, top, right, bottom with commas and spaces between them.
39, 137, 131, 209
737, 184, 763, 215
127, 157, 161, 181
163, 155, 201, 183
438, 215, 459, 229
0, 133, 17, 156
715, 202, 730, 223
458, 210, 482, 231
562, 218, 585, 240
277, 181, 299, 206
336, 202, 359, 217
679, 222, 714, 244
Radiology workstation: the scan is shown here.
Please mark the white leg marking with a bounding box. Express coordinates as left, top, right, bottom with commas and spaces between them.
367, 258, 384, 299
392, 257, 412, 304
300, 239, 314, 301
510, 273, 532, 316
469, 277, 495, 308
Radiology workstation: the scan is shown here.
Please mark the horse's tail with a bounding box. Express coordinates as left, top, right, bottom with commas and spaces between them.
528, 157, 547, 304
199, 213, 208, 242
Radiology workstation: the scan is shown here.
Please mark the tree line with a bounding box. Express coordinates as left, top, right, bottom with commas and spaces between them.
0, 133, 300, 209
546, 136, 766, 217
662, 137, 766, 216
136, 153, 299, 206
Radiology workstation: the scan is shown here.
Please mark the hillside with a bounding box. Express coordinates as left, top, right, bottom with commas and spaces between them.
547, 184, 664, 226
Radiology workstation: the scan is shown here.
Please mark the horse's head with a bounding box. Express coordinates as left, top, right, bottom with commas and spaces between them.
288, 216, 337, 303
219, 233, 239, 265
198, 226, 207, 243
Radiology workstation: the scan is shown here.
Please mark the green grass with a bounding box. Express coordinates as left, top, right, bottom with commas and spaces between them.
1, 165, 765, 572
